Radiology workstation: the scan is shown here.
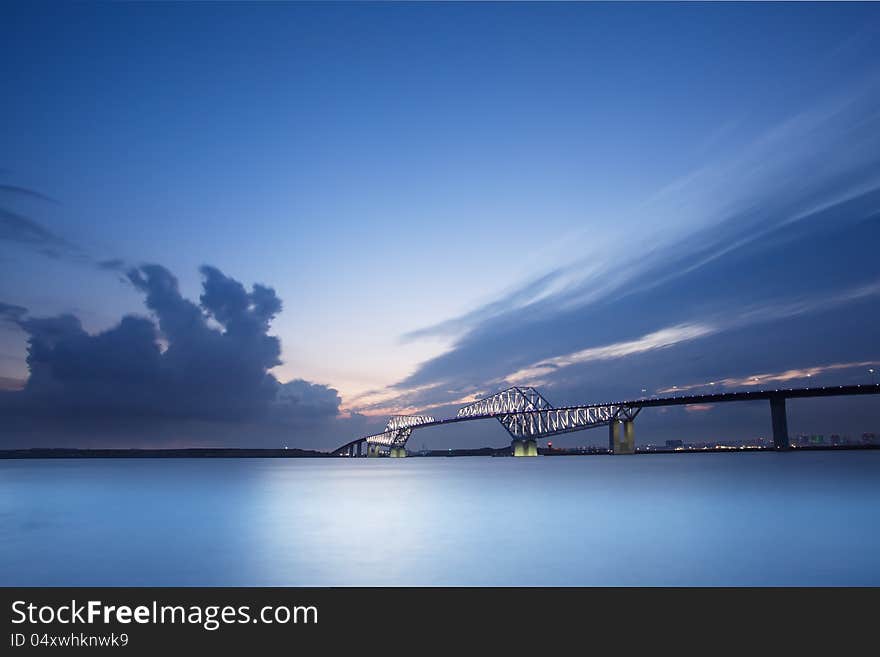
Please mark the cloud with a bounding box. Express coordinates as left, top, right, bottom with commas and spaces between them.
358, 81, 880, 417
503, 278, 880, 389
0, 181, 130, 272
0, 181, 94, 267
0, 301, 28, 325
0, 184, 57, 204
0, 265, 349, 447
401, 269, 568, 342
98, 258, 127, 271
403, 79, 880, 343
506, 323, 714, 386
0, 207, 80, 260
0, 180, 79, 259
274, 379, 343, 421
0, 376, 24, 391
657, 360, 880, 395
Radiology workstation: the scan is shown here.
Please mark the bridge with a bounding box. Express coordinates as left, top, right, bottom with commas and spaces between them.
332, 384, 880, 457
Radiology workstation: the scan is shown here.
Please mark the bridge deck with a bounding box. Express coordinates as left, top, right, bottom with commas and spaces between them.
547, 383, 880, 411
333, 384, 880, 453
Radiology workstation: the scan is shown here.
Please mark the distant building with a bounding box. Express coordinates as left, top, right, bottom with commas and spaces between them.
665, 439, 683, 449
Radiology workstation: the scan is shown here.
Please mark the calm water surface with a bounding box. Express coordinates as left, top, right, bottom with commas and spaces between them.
2, 452, 879, 586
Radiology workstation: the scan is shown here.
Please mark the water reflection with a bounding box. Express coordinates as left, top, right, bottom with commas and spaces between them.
1, 452, 879, 585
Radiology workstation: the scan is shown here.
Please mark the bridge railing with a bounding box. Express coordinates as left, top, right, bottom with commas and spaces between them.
386, 415, 435, 431
498, 405, 621, 438
456, 386, 553, 418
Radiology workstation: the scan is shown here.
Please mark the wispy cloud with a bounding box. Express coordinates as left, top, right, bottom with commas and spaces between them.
657, 360, 880, 395
506, 323, 714, 386
0, 181, 86, 263
401, 269, 570, 342
502, 279, 880, 389
0, 207, 82, 260
350, 270, 880, 416
344, 381, 457, 417
403, 76, 880, 345
0, 180, 132, 273
97, 258, 127, 272
0, 184, 57, 204
729, 280, 880, 329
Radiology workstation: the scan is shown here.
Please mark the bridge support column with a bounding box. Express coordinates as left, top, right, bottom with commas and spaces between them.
512, 439, 537, 456
356, 441, 363, 457
390, 446, 407, 458
367, 444, 380, 457
622, 420, 635, 454
770, 396, 790, 450
609, 421, 620, 453
609, 420, 635, 454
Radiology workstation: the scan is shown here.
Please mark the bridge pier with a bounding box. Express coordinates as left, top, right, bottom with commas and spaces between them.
609, 420, 635, 454
512, 439, 538, 457
389, 446, 407, 458
367, 444, 380, 457
623, 420, 635, 453
770, 396, 790, 450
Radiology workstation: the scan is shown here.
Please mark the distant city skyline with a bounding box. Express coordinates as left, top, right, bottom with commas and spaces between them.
2, 2, 880, 449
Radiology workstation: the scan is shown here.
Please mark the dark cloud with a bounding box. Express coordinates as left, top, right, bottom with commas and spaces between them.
402, 269, 565, 342
0, 182, 127, 272
0, 301, 28, 325
400, 83, 880, 372
0, 265, 353, 448
348, 170, 880, 448
274, 379, 343, 421
377, 186, 880, 436
0, 181, 86, 263
0, 207, 72, 252
98, 258, 127, 271
0, 376, 24, 391
0, 184, 57, 204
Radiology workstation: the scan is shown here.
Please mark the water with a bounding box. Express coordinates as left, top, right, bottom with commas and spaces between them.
1, 452, 879, 586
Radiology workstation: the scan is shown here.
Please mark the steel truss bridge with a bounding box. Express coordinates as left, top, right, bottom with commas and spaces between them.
332, 384, 880, 457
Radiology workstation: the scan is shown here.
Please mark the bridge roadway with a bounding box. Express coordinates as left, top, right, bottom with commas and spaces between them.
332, 383, 880, 457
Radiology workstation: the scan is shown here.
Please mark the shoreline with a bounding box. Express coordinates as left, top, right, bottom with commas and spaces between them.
0, 444, 878, 459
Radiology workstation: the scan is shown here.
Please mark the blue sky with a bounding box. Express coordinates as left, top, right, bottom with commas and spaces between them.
2, 2, 879, 448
